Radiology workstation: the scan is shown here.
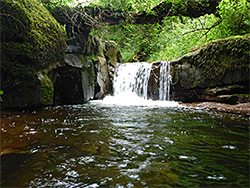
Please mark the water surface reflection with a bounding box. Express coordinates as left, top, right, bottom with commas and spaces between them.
1, 103, 249, 187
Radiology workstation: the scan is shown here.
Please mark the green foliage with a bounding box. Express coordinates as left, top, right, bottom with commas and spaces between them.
90, 0, 162, 12
38, 0, 73, 9
216, 0, 250, 36
91, 22, 162, 62
91, 0, 250, 62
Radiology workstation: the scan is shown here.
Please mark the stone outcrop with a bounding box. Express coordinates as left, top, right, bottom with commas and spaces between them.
0, 0, 66, 109
52, 35, 122, 105
149, 35, 250, 104
0, 0, 122, 109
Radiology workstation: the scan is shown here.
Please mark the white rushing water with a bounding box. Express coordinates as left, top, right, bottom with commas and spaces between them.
95, 62, 179, 107
113, 62, 152, 99
159, 61, 172, 101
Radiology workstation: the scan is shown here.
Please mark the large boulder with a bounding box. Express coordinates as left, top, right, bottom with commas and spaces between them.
0, 0, 66, 109
170, 35, 250, 103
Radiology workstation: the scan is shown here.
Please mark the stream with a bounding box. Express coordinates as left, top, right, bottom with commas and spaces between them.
1, 101, 249, 187
1, 62, 249, 187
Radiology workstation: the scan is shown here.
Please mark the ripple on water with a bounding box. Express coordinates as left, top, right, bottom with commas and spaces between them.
1, 103, 249, 187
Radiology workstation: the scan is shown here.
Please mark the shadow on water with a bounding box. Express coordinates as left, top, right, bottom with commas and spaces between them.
1, 103, 249, 187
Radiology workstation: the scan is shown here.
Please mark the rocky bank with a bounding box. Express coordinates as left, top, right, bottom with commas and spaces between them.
0, 0, 121, 109
148, 35, 250, 106
171, 35, 250, 104
0, 0, 66, 109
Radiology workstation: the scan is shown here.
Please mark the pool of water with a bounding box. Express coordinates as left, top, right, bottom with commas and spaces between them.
1, 101, 249, 187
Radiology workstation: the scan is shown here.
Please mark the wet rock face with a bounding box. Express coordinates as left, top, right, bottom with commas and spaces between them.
52, 35, 121, 105
53, 54, 95, 104
54, 65, 85, 105
145, 35, 249, 103
147, 62, 161, 100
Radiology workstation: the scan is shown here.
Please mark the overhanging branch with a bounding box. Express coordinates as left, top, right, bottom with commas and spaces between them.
87, 0, 221, 25
48, 0, 222, 38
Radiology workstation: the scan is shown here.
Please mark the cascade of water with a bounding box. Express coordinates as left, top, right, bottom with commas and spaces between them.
159, 61, 172, 101
134, 63, 153, 99
113, 62, 152, 99
97, 61, 179, 107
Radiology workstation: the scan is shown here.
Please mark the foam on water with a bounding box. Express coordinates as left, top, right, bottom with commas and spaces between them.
96, 92, 179, 107
93, 62, 179, 107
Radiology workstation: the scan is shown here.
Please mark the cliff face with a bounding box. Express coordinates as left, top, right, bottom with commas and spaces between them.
1, 0, 248, 108
0, 0, 66, 109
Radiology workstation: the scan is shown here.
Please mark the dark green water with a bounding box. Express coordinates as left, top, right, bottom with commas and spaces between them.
1, 102, 249, 187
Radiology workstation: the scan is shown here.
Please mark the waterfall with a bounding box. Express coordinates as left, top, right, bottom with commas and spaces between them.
159, 61, 172, 101
95, 61, 179, 107
113, 62, 152, 99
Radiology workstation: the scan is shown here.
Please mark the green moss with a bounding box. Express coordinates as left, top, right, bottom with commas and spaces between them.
0, 0, 66, 108
187, 34, 250, 82
0, 0, 66, 70
193, 80, 200, 87
1, 59, 39, 90
39, 74, 54, 105
105, 41, 120, 66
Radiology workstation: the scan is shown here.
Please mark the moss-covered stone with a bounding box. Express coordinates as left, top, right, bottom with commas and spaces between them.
105, 41, 121, 66
184, 34, 249, 85
172, 34, 250, 89
171, 35, 250, 102
0, 0, 66, 109
0, 0, 66, 70
39, 74, 54, 105
80, 55, 95, 87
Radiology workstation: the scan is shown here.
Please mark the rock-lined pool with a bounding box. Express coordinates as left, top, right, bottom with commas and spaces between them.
1, 101, 249, 187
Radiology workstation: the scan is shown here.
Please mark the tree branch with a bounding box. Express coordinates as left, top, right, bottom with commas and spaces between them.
49, 0, 222, 39
87, 0, 222, 25
162, 17, 222, 46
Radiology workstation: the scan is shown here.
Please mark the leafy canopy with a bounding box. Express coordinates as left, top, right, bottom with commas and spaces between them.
39, 0, 250, 62
91, 0, 250, 62
90, 0, 163, 12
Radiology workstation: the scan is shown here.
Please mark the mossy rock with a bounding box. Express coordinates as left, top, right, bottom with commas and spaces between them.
39, 74, 54, 105
173, 34, 250, 89
0, 0, 66, 109
0, 0, 66, 70
171, 35, 250, 102
105, 41, 122, 66
190, 34, 249, 84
